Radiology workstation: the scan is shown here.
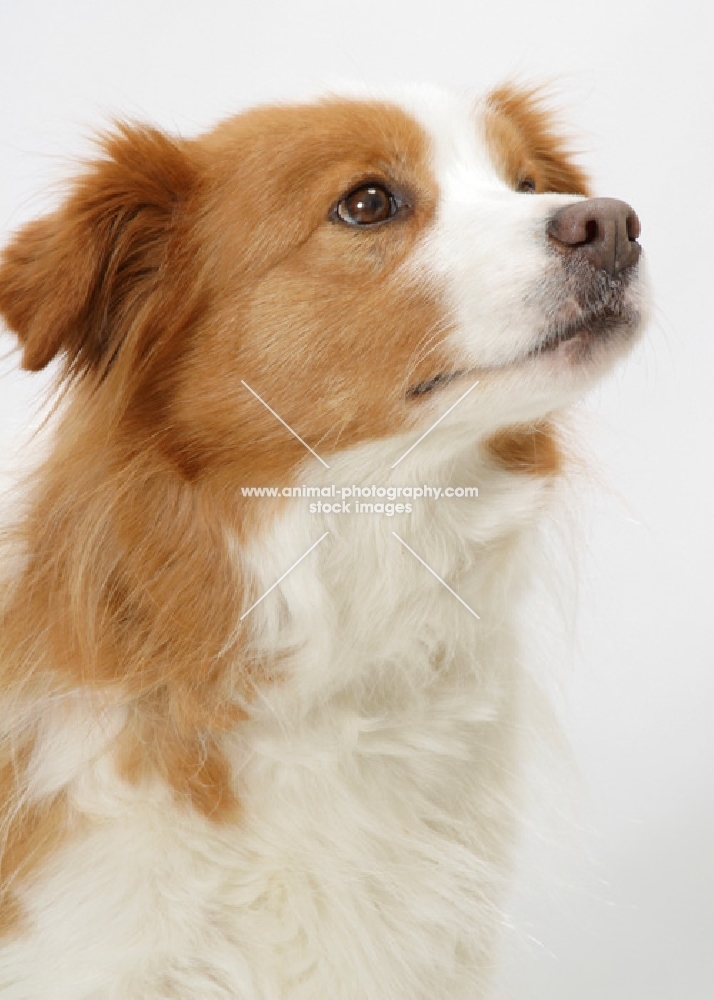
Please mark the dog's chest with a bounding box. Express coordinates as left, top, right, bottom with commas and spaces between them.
216, 668, 520, 1000
5, 468, 543, 999
7, 618, 523, 1000
172, 648, 521, 1000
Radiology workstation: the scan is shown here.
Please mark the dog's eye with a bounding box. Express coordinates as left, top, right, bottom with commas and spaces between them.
335, 184, 397, 226
517, 176, 537, 194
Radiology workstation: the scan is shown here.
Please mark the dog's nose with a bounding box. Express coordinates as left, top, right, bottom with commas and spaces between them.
547, 198, 641, 276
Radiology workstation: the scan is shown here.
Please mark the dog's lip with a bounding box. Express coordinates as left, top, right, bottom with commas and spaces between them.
406, 308, 638, 397
524, 309, 631, 359
406, 370, 471, 397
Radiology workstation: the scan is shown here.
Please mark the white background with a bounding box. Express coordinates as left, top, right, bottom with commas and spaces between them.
0, 2, 712, 997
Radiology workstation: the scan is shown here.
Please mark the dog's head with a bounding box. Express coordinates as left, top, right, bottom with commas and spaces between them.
0, 85, 648, 483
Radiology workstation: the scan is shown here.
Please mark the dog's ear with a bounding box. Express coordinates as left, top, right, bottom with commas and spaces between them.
487, 85, 591, 197
0, 124, 197, 375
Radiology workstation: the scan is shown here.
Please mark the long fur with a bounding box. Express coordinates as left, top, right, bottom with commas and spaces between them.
0, 84, 647, 998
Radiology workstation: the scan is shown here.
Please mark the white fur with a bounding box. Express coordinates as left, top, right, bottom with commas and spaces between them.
0, 87, 647, 999
1, 443, 548, 1000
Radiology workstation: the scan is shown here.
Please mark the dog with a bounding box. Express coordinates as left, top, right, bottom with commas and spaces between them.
0, 84, 647, 998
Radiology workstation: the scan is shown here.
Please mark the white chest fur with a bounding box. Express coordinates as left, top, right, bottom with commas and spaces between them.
1, 445, 555, 1000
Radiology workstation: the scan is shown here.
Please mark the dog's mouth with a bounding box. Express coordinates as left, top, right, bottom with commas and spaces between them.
407, 305, 640, 398
407, 370, 470, 397
524, 307, 637, 360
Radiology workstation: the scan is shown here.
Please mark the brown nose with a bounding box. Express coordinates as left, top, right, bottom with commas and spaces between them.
547, 198, 641, 276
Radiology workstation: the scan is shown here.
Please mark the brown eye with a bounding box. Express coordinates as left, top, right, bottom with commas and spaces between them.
517, 176, 537, 194
335, 183, 397, 226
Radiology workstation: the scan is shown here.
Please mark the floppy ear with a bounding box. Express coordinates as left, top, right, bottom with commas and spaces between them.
0, 123, 197, 375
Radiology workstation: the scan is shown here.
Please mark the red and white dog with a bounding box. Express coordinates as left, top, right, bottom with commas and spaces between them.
0, 85, 646, 999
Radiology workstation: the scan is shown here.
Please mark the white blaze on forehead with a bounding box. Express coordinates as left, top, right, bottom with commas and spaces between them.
382, 86, 501, 188
328, 83, 502, 190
